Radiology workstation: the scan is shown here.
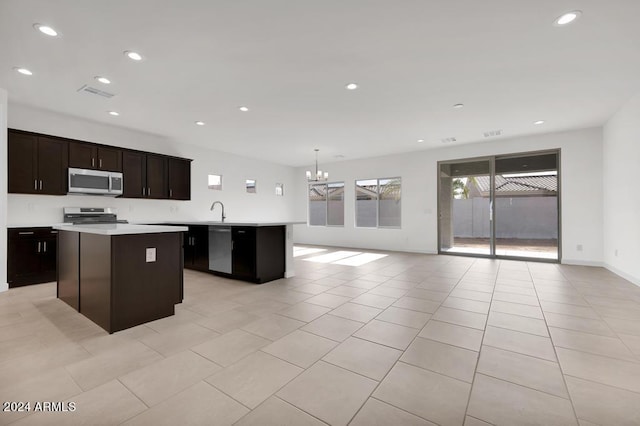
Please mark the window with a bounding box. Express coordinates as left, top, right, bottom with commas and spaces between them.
356, 177, 401, 228
308, 182, 344, 226
208, 174, 222, 190
327, 182, 345, 226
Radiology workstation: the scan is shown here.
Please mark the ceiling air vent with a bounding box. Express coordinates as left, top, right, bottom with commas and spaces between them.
483, 129, 503, 138
441, 137, 457, 143
77, 84, 115, 99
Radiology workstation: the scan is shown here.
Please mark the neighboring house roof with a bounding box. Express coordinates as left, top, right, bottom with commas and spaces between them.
309, 184, 346, 201
472, 175, 557, 196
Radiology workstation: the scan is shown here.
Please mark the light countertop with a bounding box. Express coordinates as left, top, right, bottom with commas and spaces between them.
53, 223, 188, 235
141, 221, 306, 227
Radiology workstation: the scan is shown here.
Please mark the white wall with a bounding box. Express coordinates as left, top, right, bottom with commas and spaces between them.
6, 104, 299, 226
0, 89, 8, 292
294, 127, 604, 265
603, 92, 640, 285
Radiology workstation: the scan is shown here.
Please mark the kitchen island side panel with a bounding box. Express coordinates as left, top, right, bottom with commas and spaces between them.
111, 232, 182, 332
256, 226, 285, 283
79, 233, 112, 332
57, 230, 80, 310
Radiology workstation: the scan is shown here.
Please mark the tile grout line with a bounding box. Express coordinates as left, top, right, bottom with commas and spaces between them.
526, 261, 581, 425
461, 257, 499, 424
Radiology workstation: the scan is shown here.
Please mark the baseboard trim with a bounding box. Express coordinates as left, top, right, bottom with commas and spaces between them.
0, 282, 8, 293
284, 271, 295, 278
604, 263, 640, 287
561, 259, 604, 267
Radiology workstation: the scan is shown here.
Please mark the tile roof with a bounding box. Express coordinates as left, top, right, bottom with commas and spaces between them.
474, 175, 557, 193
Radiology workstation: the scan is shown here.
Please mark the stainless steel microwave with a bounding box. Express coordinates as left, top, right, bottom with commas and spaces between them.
68, 168, 123, 196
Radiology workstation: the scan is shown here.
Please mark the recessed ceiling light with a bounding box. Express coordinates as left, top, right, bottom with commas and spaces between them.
239, 106, 249, 112
417, 139, 425, 143
108, 111, 119, 116
554, 10, 582, 26
95, 76, 111, 84
124, 51, 143, 61
534, 120, 545, 125
345, 83, 358, 90
33, 24, 58, 37
453, 103, 464, 109
195, 121, 205, 126
441, 137, 457, 143
14, 67, 33, 76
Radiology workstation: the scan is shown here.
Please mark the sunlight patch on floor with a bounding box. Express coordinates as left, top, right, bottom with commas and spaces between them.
303, 250, 362, 263
293, 247, 328, 257
300, 248, 388, 266
333, 253, 388, 266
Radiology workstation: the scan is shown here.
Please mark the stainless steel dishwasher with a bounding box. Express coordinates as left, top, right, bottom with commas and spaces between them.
208, 226, 232, 273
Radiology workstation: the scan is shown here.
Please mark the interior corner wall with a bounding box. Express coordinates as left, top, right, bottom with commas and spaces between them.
603, 92, 640, 285
293, 127, 604, 266
0, 89, 8, 292
6, 103, 299, 227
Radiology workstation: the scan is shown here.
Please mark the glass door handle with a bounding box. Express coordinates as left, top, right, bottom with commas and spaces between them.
489, 201, 494, 221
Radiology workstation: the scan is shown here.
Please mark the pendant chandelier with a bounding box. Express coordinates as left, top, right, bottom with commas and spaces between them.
306, 148, 328, 182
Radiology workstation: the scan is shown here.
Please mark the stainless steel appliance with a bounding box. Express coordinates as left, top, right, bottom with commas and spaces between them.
68, 167, 123, 196
209, 226, 232, 273
63, 207, 128, 224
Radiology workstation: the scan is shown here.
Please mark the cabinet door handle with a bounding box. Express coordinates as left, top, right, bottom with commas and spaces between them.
19, 231, 34, 235
170, 189, 173, 198
39, 180, 43, 190
99, 159, 103, 168
34, 180, 37, 190
37, 242, 41, 253
43, 241, 47, 252
142, 187, 146, 196
92, 158, 95, 167
148, 187, 151, 196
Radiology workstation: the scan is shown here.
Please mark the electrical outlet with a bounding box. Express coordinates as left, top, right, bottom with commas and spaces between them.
576, 244, 583, 252
146, 248, 156, 262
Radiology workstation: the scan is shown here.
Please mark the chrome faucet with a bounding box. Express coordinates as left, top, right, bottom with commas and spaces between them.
210, 201, 226, 222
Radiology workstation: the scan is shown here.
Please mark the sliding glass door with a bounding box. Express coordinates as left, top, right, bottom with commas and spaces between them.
494, 153, 559, 260
439, 159, 493, 256
438, 150, 560, 261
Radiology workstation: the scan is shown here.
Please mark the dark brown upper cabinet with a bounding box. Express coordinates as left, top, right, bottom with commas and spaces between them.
8, 128, 191, 200
69, 141, 122, 172
122, 151, 171, 199
168, 158, 191, 200
8, 130, 68, 195
122, 150, 147, 198
146, 154, 168, 199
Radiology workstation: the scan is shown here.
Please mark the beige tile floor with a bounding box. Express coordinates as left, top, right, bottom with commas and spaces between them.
2, 246, 640, 425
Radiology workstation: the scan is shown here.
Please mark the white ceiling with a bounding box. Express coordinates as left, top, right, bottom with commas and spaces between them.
1, 0, 640, 166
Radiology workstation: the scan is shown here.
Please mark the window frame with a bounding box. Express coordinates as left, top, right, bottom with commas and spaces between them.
307, 181, 345, 227
355, 176, 402, 229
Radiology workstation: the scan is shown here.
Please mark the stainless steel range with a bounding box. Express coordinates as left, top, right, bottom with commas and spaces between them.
63, 207, 128, 225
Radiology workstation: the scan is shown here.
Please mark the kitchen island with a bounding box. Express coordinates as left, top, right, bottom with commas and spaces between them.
55, 223, 188, 334
155, 221, 304, 283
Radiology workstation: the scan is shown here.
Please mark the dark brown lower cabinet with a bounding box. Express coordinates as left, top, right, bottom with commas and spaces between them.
183, 225, 209, 271
229, 226, 285, 283
57, 230, 184, 334
7, 228, 57, 287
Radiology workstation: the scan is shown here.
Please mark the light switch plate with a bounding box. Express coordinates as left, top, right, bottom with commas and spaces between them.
146, 247, 156, 262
